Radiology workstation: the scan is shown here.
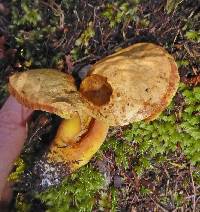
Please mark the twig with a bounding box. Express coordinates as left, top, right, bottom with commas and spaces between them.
182, 75, 200, 86
74, 10, 80, 22
184, 43, 195, 58
171, 206, 184, 212
53, 34, 67, 48
40, 0, 67, 48
40, 0, 64, 28
150, 197, 169, 212
173, 29, 180, 45
186, 194, 200, 200
172, 0, 184, 17
74, 54, 95, 64
189, 164, 196, 212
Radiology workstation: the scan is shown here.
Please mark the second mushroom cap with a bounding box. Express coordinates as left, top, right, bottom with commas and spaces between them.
80, 43, 179, 126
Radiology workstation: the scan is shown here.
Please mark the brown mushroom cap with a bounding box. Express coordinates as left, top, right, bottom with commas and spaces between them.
8, 69, 89, 119
80, 43, 180, 126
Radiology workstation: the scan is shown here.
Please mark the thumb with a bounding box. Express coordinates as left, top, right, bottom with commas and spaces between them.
0, 96, 33, 200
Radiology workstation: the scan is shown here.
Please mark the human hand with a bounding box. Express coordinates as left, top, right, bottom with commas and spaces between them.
0, 96, 33, 204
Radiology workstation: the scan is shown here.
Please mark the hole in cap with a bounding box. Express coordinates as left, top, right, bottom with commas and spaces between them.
80, 74, 113, 106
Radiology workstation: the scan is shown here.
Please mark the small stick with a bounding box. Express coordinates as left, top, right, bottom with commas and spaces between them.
189, 164, 196, 212
150, 197, 169, 212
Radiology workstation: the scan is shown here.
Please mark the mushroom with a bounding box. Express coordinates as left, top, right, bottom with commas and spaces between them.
9, 69, 109, 173
8, 43, 179, 175
80, 43, 179, 126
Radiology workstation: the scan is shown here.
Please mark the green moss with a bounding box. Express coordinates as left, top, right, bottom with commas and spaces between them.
124, 84, 200, 175
101, 1, 140, 28
8, 158, 26, 182
176, 59, 189, 68
185, 30, 200, 42
9, 0, 62, 68
75, 22, 95, 48
38, 165, 105, 212
100, 137, 134, 169
165, 0, 183, 14
11, 0, 41, 27
99, 187, 118, 212
15, 194, 31, 212
173, 192, 184, 207
139, 186, 152, 197
110, 187, 118, 212
70, 47, 81, 61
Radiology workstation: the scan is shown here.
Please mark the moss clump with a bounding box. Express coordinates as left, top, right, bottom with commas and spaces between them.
38, 165, 105, 212
101, 1, 140, 28
185, 30, 200, 42
15, 194, 31, 212
9, 0, 64, 68
75, 22, 95, 48
124, 84, 200, 175
9, 158, 26, 182
99, 187, 119, 212
100, 137, 134, 169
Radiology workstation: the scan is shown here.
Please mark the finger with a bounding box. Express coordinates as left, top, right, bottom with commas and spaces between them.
0, 181, 13, 209
0, 96, 32, 126
0, 96, 33, 199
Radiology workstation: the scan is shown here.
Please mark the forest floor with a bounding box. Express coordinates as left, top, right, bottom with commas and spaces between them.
0, 0, 200, 211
